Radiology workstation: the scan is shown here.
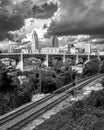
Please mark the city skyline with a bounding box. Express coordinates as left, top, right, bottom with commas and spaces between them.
0, 0, 104, 51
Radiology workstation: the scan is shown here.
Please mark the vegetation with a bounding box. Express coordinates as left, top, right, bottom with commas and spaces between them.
0, 59, 73, 115
0, 62, 32, 115
99, 60, 104, 73
83, 58, 100, 77
33, 58, 104, 130
34, 79, 104, 130
0, 57, 104, 116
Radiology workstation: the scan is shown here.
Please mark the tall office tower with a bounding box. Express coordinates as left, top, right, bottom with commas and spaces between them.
8, 41, 16, 53
31, 30, 39, 53
68, 44, 74, 54
8, 41, 12, 53
85, 44, 91, 54
52, 35, 59, 47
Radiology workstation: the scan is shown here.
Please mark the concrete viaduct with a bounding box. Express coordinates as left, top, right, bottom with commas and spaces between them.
0, 53, 103, 71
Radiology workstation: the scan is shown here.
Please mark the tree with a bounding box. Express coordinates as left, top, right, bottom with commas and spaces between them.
15, 81, 32, 107
99, 60, 104, 73
52, 60, 63, 73
83, 59, 100, 76
0, 61, 13, 93
39, 69, 63, 93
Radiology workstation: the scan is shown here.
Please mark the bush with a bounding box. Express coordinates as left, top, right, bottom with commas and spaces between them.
0, 93, 11, 115
92, 120, 104, 130
15, 81, 32, 107
72, 100, 85, 109
41, 69, 63, 93
42, 77, 58, 93
85, 90, 104, 108
0, 61, 34, 115
99, 60, 104, 73
0, 62, 13, 93
0, 58, 79, 115
70, 100, 86, 121
83, 59, 100, 77
101, 77, 104, 88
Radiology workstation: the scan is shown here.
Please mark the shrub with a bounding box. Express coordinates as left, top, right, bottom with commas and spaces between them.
72, 100, 85, 109
70, 100, 86, 121
99, 60, 104, 73
86, 90, 104, 108
101, 77, 104, 88
83, 59, 100, 77
41, 77, 58, 93
0, 93, 11, 115
0, 62, 13, 93
92, 120, 104, 130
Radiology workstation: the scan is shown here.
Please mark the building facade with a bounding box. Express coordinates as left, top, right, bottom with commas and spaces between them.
85, 44, 91, 54
31, 31, 39, 53
41, 47, 59, 54
68, 44, 74, 54
52, 36, 59, 47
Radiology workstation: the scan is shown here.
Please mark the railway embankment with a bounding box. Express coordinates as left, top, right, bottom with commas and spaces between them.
23, 77, 103, 130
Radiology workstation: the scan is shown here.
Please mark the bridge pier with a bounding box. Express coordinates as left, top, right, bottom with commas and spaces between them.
63, 54, 66, 63
16, 53, 23, 71
45, 54, 49, 67
98, 55, 100, 60
76, 54, 79, 64
20, 53, 23, 71
88, 55, 90, 61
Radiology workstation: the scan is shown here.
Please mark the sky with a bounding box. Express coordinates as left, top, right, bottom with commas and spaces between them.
1, 0, 104, 49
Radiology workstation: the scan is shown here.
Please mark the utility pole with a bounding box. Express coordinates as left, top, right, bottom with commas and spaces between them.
20, 53, 23, 71
36, 60, 42, 94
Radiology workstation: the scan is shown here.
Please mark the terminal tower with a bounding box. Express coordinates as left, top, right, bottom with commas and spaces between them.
31, 30, 39, 53
52, 36, 59, 47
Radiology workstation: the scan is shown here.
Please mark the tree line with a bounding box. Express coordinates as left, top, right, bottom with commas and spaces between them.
0, 58, 104, 115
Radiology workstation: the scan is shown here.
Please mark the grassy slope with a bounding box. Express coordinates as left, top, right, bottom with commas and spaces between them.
34, 90, 104, 130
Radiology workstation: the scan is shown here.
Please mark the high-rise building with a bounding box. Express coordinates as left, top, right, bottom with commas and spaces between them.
8, 41, 17, 53
31, 31, 39, 53
52, 36, 58, 47
85, 44, 91, 54
68, 44, 74, 54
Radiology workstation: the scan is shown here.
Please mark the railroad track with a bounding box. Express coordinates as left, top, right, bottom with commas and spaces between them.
0, 74, 103, 130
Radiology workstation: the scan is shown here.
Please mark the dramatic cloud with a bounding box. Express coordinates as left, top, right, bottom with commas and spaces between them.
0, 0, 57, 41
0, 0, 33, 40
32, 2, 57, 19
47, 0, 104, 36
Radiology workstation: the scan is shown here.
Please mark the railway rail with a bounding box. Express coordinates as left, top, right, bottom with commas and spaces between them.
0, 74, 103, 130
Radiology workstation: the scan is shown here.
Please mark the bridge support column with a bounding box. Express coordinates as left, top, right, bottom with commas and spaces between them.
63, 54, 66, 63
88, 55, 90, 61
45, 54, 49, 67
20, 53, 23, 71
76, 54, 78, 64
98, 55, 100, 60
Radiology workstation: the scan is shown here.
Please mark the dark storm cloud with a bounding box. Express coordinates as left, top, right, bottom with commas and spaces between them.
91, 40, 104, 44
0, 0, 57, 40
89, 35, 104, 39
87, 34, 104, 44
0, 0, 33, 40
47, 0, 104, 36
32, 2, 58, 19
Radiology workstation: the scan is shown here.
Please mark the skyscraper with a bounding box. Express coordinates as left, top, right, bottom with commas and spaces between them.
68, 44, 74, 54
52, 36, 59, 47
31, 30, 39, 53
85, 44, 91, 54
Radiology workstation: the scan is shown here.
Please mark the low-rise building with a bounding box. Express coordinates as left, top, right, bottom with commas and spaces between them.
41, 47, 59, 54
